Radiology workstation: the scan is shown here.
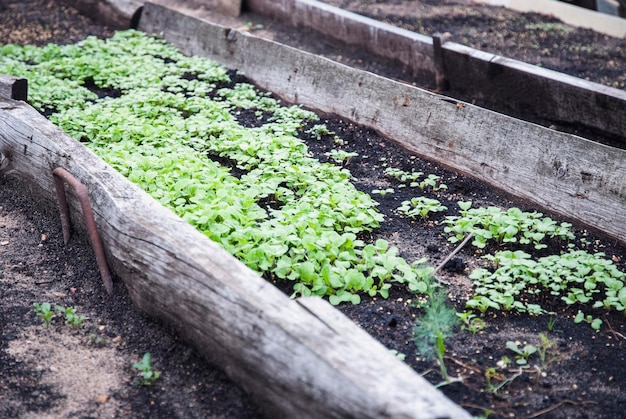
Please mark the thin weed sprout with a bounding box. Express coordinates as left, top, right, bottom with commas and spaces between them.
413, 289, 461, 386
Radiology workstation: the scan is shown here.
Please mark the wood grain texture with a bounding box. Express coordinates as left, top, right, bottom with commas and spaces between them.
139, 2, 626, 243
0, 96, 471, 418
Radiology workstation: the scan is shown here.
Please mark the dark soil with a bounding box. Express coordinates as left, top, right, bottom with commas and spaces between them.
1, 1, 626, 418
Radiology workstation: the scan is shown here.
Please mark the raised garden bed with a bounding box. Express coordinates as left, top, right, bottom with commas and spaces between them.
1, 1, 626, 418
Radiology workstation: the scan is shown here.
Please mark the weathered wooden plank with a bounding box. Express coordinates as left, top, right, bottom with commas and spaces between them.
242, 0, 626, 139
0, 75, 27, 101
0, 97, 471, 418
139, 2, 626, 244
441, 42, 626, 144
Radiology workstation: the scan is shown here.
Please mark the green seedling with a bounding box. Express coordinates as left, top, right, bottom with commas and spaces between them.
547, 316, 557, 332
485, 366, 523, 394
444, 205, 574, 249
456, 311, 485, 334
537, 333, 557, 369
466, 250, 625, 319
325, 149, 358, 165
574, 311, 603, 330
413, 291, 459, 384
397, 197, 447, 219
133, 352, 161, 386
33, 302, 56, 327
506, 340, 537, 365
371, 188, 394, 198
55, 305, 85, 328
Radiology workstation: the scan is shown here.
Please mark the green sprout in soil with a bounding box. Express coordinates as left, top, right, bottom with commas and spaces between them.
384, 167, 447, 191
505, 340, 537, 365
33, 302, 55, 327
371, 188, 394, 198
325, 149, 358, 165
466, 249, 625, 328
396, 196, 447, 219
413, 290, 460, 385
55, 305, 85, 328
133, 352, 161, 386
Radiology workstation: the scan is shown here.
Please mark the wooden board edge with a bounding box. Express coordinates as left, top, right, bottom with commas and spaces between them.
138, 2, 626, 244
0, 96, 471, 418
0, 74, 28, 101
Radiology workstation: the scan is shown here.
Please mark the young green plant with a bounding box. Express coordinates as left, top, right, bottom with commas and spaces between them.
133, 352, 161, 386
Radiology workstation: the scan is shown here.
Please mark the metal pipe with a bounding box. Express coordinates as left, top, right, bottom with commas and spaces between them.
52, 167, 113, 294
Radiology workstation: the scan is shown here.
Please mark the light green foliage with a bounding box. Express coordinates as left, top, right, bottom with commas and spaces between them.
384, 167, 447, 191
371, 188, 394, 198
132, 352, 161, 386
505, 340, 537, 365
2, 30, 435, 304
396, 196, 447, 219
574, 311, 603, 330
33, 302, 55, 327
55, 305, 85, 328
444, 202, 575, 249
325, 149, 358, 165
456, 310, 485, 333
466, 250, 625, 327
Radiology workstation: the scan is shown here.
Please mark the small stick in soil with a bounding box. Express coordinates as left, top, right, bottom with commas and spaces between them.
527, 399, 597, 418
604, 318, 626, 340
433, 232, 474, 283
35, 280, 55, 285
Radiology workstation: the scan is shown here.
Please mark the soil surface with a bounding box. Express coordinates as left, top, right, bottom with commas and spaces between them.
1, 1, 626, 418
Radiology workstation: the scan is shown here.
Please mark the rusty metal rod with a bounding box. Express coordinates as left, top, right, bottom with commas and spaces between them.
52, 167, 113, 294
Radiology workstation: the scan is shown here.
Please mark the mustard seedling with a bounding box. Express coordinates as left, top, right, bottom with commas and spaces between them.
506, 340, 537, 365
574, 311, 603, 330
133, 352, 161, 386
325, 149, 358, 165
397, 196, 447, 219
444, 203, 574, 249
371, 188, 394, 198
55, 305, 85, 328
33, 302, 55, 327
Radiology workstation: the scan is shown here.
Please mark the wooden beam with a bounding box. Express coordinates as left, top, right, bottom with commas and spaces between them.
139, 2, 626, 244
0, 75, 27, 101
0, 97, 471, 418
